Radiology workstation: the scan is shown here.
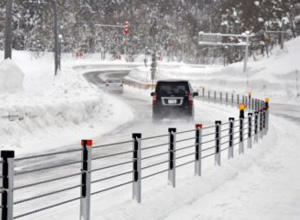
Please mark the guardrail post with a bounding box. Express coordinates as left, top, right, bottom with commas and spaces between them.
214, 91, 216, 102
208, 90, 211, 102
231, 93, 234, 107
263, 107, 266, 136
132, 133, 142, 203
215, 121, 221, 166
202, 87, 205, 98
1, 151, 14, 220
228, 118, 234, 159
265, 98, 269, 133
259, 109, 263, 139
80, 140, 92, 220
254, 111, 259, 143
248, 113, 253, 149
220, 92, 223, 104
252, 98, 255, 111
248, 93, 252, 110
239, 104, 245, 154
168, 128, 176, 187
195, 124, 202, 176
226, 92, 228, 105
237, 94, 240, 108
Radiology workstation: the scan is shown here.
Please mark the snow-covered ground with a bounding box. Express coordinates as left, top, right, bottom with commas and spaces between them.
126, 36, 300, 105
1, 36, 300, 220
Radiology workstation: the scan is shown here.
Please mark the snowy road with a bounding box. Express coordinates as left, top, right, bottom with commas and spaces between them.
9, 69, 300, 220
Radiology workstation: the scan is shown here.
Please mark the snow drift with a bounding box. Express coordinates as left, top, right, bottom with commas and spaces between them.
0, 59, 24, 94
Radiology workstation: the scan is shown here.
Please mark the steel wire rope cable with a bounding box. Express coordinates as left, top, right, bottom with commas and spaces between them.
176, 129, 196, 135
91, 170, 133, 184
14, 184, 82, 205
91, 180, 133, 196
13, 197, 81, 219
142, 142, 169, 151
176, 152, 195, 160
14, 149, 82, 162
92, 150, 133, 161
176, 144, 196, 152
15, 160, 83, 176
142, 151, 169, 160
14, 172, 82, 191
92, 140, 134, 149
91, 160, 133, 173
175, 136, 195, 143
141, 133, 169, 141
142, 160, 169, 170
176, 159, 196, 168
141, 168, 169, 180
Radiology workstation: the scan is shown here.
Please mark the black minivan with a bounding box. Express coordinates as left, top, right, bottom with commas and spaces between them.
151, 80, 198, 121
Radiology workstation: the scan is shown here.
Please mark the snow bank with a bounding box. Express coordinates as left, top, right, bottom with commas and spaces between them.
0, 59, 24, 94
127, 36, 300, 104
0, 51, 134, 155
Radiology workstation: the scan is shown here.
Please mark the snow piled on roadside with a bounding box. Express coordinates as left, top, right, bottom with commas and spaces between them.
0, 59, 24, 94
0, 52, 134, 155
127, 36, 300, 104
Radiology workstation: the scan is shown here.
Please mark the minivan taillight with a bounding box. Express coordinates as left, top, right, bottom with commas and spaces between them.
188, 93, 193, 106
152, 93, 157, 106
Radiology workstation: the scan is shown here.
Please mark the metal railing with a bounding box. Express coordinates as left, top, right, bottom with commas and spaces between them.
0, 91, 270, 220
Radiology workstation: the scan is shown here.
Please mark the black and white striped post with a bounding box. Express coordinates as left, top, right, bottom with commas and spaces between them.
265, 98, 269, 133
259, 109, 263, 139
214, 91, 216, 102
215, 121, 222, 166
228, 118, 235, 159
248, 93, 252, 110
195, 124, 202, 176
254, 111, 259, 143
80, 140, 92, 220
226, 92, 228, 105
132, 133, 142, 203
239, 104, 245, 154
248, 113, 253, 149
168, 128, 176, 187
220, 92, 223, 104
1, 151, 14, 220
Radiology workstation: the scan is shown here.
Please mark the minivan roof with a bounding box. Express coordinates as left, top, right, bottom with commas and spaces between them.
157, 80, 189, 83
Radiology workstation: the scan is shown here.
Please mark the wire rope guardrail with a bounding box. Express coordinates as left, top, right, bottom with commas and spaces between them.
0, 92, 270, 220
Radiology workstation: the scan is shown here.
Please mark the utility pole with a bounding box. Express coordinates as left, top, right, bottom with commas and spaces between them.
4, 0, 13, 59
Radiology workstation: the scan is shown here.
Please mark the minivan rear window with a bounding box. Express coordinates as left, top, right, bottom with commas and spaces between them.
156, 82, 189, 96
107, 79, 122, 83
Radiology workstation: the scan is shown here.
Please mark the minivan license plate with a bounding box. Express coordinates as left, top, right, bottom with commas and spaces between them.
168, 99, 177, 104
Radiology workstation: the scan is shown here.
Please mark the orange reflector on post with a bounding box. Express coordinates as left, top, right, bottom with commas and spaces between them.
195, 124, 203, 129
81, 140, 93, 147
265, 98, 269, 102
239, 103, 246, 110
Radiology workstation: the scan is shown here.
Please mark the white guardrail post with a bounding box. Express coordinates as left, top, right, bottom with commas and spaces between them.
239, 104, 245, 154
248, 113, 253, 149
132, 133, 142, 203
1, 151, 15, 220
229, 118, 235, 159
254, 111, 259, 143
215, 121, 221, 166
195, 124, 202, 176
168, 128, 176, 187
80, 140, 92, 220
